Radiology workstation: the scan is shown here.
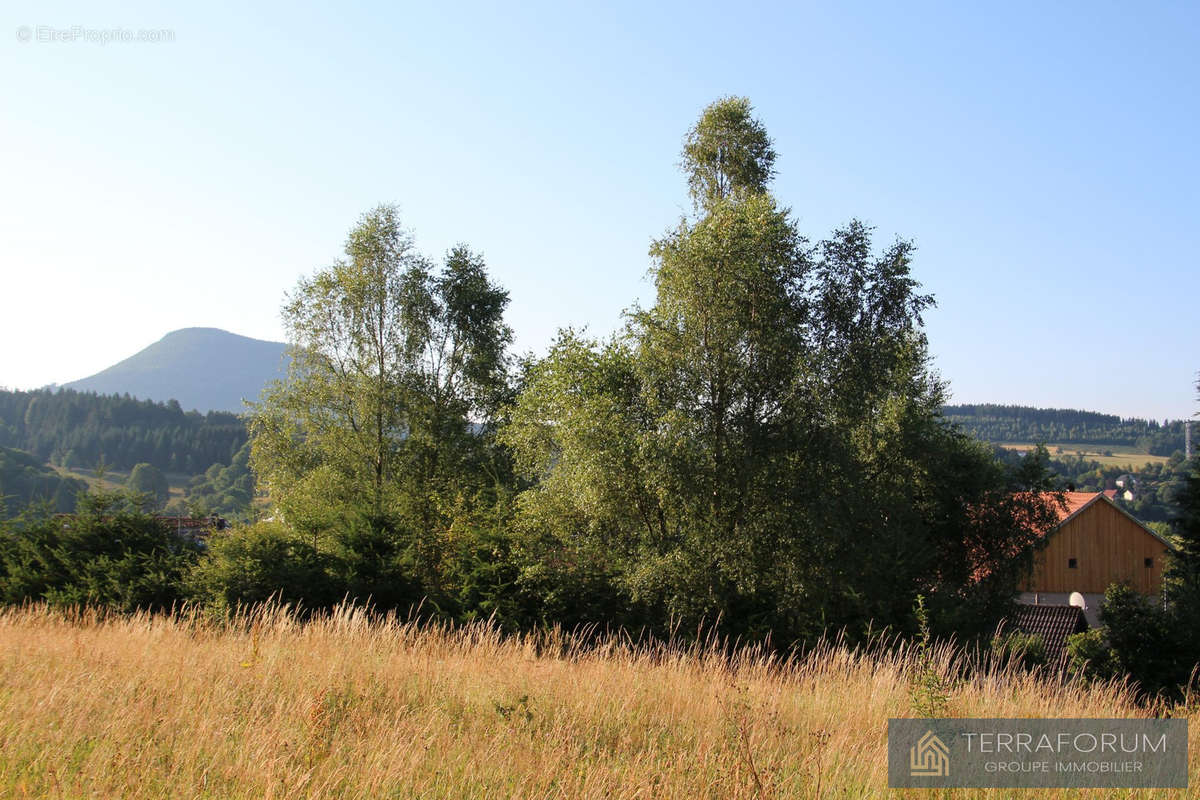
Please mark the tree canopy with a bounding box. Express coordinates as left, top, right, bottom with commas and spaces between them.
0, 446, 85, 518
127, 462, 170, 510
248, 205, 513, 607
502, 97, 1058, 642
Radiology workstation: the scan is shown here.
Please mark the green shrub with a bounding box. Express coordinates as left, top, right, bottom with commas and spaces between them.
991, 630, 1047, 669
326, 515, 434, 614
909, 595, 957, 717
1101, 583, 1188, 697
189, 522, 339, 613
1066, 629, 1120, 685
0, 490, 200, 611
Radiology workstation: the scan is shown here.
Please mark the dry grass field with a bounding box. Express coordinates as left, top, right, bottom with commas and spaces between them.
0, 604, 1194, 799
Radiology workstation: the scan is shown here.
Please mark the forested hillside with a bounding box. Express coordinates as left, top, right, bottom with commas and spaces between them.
184, 442, 254, 518
943, 403, 1188, 455
0, 389, 247, 475
0, 446, 87, 516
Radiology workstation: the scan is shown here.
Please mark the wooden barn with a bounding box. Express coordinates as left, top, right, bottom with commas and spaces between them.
1018, 491, 1174, 626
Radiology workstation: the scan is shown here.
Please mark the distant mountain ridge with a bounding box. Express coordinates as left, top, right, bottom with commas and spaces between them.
64, 328, 288, 414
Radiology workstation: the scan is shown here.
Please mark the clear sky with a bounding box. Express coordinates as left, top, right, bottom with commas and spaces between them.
2, 1, 1197, 420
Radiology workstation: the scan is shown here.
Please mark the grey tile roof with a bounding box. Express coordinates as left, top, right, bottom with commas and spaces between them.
1010, 604, 1089, 663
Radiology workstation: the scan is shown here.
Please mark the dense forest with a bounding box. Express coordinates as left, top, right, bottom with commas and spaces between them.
944, 404, 1189, 455
0, 388, 247, 475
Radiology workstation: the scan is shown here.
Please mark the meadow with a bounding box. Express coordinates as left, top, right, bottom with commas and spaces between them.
0, 604, 1194, 799
49, 464, 190, 505
996, 443, 1171, 471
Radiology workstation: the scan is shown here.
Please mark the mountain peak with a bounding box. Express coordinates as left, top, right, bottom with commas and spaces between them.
64, 328, 289, 413
159, 327, 277, 341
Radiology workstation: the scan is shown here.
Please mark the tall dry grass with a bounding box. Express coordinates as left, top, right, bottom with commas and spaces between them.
0, 602, 1192, 799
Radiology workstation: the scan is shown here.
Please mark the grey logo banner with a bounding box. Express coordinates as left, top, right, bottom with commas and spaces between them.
888, 718, 1187, 788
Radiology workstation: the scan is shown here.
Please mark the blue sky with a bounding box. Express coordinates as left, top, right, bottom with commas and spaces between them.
2, 1, 1197, 419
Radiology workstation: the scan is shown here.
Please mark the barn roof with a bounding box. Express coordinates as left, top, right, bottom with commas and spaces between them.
969, 491, 1174, 585
1041, 492, 1174, 550
1053, 492, 1100, 523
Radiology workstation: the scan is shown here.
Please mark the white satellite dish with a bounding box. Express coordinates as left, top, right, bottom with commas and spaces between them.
1068, 591, 1087, 611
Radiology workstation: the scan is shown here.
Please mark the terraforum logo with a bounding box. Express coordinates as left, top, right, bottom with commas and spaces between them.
909, 730, 950, 777
888, 719, 1187, 789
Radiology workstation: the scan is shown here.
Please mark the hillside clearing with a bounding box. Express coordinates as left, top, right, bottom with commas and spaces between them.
995, 443, 1172, 470
0, 605, 1192, 798
50, 465, 191, 502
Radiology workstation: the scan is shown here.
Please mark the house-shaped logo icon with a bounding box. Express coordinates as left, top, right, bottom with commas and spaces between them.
909, 730, 950, 777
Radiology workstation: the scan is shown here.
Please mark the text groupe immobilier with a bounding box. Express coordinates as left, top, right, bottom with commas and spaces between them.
965, 731, 1167, 774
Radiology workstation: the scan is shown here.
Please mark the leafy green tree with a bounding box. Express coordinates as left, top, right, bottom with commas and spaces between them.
1161, 377, 1200, 664
126, 462, 170, 510
1080, 378, 1200, 699
505, 95, 819, 634
681, 96, 775, 207
249, 205, 512, 607
503, 98, 1053, 643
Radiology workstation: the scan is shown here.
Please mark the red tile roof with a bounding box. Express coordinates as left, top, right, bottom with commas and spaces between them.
154, 515, 229, 535
1054, 492, 1103, 524
1004, 491, 1100, 538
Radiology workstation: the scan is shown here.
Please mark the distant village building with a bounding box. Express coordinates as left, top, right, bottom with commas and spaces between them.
154, 515, 229, 542
1113, 474, 1137, 499
1017, 492, 1173, 627
54, 513, 229, 544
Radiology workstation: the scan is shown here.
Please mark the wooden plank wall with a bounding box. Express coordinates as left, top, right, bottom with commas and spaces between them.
1024, 501, 1167, 594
